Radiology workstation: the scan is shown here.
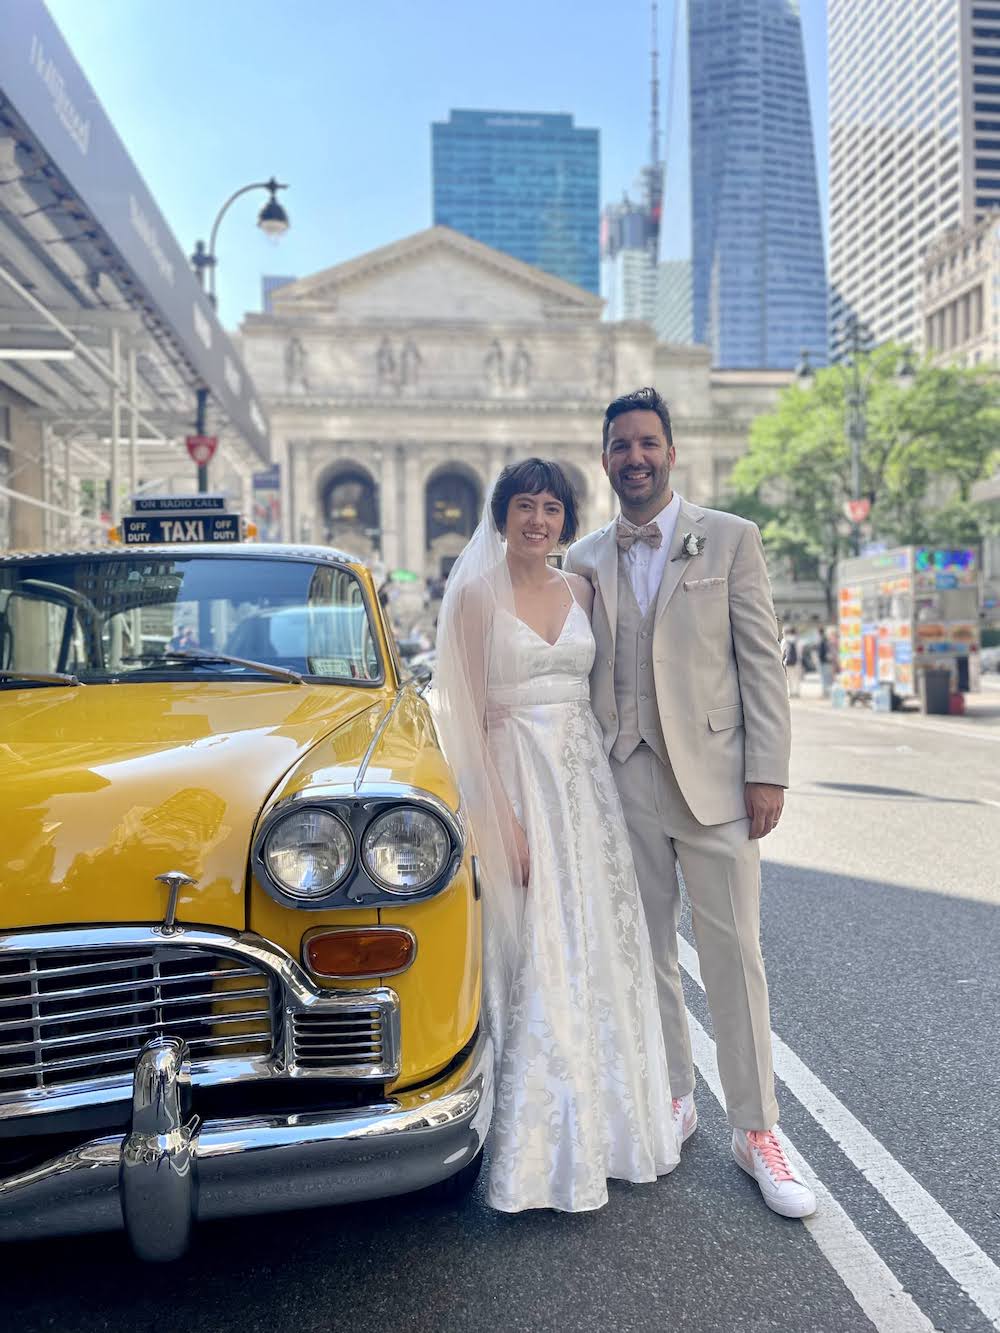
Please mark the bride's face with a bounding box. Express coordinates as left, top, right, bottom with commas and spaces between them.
505, 490, 565, 559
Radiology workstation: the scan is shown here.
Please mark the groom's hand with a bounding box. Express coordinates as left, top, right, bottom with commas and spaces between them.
744, 783, 784, 839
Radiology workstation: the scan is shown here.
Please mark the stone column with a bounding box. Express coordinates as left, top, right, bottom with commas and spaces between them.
402, 446, 425, 573
376, 445, 401, 570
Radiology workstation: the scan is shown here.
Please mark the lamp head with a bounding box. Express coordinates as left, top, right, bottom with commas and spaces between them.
795, 349, 814, 384
257, 179, 290, 237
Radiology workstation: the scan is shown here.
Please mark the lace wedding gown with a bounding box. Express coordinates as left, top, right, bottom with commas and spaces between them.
485, 588, 679, 1212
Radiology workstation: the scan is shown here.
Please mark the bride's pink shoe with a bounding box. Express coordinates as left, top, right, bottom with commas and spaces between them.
732, 1128, 817, 1218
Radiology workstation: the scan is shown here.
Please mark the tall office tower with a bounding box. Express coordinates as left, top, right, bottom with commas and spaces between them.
601, 196, 659, 321
689, 0, 827, 368
829, 0, 1000, 360
432, 110, 599, 294
601, 2, 666, 324
656, 260, 694, 342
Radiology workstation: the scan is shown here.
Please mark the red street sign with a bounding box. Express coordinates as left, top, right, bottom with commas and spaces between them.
185, 435, 218, 465
845, 497, 871, 524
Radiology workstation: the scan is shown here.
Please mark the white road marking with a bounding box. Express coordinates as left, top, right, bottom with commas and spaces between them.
679, 935, 1000, 1330
805, 705, 1000, 746
980, 798, 1000, 809
686, 1012, 935, 1333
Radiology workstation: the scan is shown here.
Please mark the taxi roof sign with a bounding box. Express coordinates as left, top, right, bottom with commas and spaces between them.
131, 494, 228, 513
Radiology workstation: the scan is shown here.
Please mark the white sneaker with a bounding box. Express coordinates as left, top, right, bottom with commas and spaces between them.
732, 1128, 817, 1218
672, 1093, 697, 1149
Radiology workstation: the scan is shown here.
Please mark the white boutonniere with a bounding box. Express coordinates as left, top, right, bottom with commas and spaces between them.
672, 532, 706, 561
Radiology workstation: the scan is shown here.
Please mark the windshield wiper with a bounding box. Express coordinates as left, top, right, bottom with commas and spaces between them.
123, 649, 303, 684
0, 669, 83, 687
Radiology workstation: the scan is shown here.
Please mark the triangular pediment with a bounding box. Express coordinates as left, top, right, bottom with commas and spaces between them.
270, 226, 602, 323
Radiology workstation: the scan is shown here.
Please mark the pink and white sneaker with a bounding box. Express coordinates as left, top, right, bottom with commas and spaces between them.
732, 1128, 817, 1218
672, 1093, 698, 1149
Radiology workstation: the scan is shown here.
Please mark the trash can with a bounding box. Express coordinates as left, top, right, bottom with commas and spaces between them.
919, 667, 951, 715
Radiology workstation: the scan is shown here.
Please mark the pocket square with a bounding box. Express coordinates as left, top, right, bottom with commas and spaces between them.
683, 577, 727, 591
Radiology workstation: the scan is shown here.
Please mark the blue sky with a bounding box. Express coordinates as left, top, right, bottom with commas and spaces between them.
45, 0, 828, 329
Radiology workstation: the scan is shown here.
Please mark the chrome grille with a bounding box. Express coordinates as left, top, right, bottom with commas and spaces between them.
292, 1006, 385, 1072
0, 945, 275, 1095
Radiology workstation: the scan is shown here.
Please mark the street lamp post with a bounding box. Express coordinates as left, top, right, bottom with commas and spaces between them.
188, 178, 290, 492
797, 318, 916, 556
190, 177, 290, 310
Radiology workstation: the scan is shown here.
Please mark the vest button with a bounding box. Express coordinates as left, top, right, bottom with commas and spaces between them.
640, 631, 649, 639
609, 711, 617, 721
640, 693, 648, 700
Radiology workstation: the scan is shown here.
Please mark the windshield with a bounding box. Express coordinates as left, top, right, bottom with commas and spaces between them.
0, 555, 383, 685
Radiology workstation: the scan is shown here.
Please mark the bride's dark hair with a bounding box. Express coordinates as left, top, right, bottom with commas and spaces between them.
490, 458, 580, 545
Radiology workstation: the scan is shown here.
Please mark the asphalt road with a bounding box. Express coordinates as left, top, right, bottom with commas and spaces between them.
4, 683, 999, 1333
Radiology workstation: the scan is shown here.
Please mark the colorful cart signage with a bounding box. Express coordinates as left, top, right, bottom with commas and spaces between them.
836, 546, 981, 698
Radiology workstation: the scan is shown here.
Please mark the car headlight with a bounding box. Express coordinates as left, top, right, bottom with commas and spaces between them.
264, 807, 354, 899
361, 807, 451, 894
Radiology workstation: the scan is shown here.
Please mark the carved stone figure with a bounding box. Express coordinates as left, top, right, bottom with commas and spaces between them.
284, 337, 309, 393
400, 339, 422, 387
509, 341, 532, 389
376, 337, 397, 390
484, 339, 505, 391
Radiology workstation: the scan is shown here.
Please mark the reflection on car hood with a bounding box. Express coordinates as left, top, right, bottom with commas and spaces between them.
0, 682, 391, 931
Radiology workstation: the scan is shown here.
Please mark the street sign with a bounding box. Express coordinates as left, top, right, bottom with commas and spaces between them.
845, 497, 871, 524
132, 494, 227, 513
185, 435, 219, 465
122, 513, 241, 544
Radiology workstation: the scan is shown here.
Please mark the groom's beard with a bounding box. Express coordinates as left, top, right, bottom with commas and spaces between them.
612, 463, 672, 517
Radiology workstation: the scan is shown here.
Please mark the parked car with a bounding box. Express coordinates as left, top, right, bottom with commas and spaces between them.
0, 543, 489, 1259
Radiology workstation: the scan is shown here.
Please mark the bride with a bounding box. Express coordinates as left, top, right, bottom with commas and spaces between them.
433, 458, 679, 1212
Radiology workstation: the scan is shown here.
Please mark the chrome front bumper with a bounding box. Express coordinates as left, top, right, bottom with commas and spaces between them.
0, 1028, 493, 1259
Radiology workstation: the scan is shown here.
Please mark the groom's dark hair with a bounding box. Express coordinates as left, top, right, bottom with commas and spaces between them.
491, 458, 580, 544
602, 386, 673, 452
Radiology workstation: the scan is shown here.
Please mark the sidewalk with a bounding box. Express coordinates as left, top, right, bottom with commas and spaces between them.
792, 673, 1000, 737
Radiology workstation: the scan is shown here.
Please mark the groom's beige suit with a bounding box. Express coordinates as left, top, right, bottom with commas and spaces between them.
565, 496, 790, 1129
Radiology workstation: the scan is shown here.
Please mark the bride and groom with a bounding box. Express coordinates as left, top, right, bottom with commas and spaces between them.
434, 386, 816, 1219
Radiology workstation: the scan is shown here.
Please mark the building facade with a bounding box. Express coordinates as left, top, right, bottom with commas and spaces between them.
656, 259, 694, 343
921, 211, 1000, 365
432, 110, 600, 295
829, 0, 1000, 359
238, 227, 807, 605
688, 0, 827, 369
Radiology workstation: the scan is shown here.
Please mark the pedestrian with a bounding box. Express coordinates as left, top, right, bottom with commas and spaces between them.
817, 624, 834, 698
781, 624, 803, 697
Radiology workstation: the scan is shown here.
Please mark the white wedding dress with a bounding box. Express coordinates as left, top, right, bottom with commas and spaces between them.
485, 583, 679, 1212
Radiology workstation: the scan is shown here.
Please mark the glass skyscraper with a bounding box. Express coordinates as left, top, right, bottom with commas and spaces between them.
688, 0, 827, 368
432, 110, 600, 294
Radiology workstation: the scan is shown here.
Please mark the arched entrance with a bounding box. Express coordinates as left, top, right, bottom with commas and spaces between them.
425, 467, 482, 581
321, 466, 379, 559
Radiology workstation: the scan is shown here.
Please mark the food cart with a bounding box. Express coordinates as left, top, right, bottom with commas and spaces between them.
836, 546, 981, 707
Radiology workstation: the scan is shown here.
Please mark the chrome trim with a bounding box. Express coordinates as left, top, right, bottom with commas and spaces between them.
354, 692, 404, 792
253, 781, 467, 912
153, 870, 196, 934
302, 925, 418, 980
119, 1038, 199, 1262
0, 925, 401, 1121
0, 1029, 494, 1252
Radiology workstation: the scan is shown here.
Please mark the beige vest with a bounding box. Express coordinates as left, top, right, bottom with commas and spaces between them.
611, 556, 668, 765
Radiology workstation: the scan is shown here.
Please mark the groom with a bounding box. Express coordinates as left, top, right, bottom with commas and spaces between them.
565, 386, 815, 1219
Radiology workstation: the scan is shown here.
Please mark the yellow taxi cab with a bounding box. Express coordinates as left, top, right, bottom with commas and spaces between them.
0, 537, 489, 1259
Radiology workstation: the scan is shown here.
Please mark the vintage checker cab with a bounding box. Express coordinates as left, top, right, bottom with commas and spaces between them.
0, 540, 489, 1259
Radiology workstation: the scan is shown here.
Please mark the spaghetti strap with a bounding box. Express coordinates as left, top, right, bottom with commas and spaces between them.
556, 565, 578, 606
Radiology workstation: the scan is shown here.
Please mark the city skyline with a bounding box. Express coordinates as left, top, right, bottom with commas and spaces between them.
43, 0, 828, 329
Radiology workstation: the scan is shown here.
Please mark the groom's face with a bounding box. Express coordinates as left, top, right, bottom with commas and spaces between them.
603, 409, 675, 515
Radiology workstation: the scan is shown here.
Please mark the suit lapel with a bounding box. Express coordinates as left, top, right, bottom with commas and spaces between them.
654, 499, 706, 625
594, 523, 619, 649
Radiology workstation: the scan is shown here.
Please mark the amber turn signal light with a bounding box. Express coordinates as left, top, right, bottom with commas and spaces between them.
304, 928, 415, 978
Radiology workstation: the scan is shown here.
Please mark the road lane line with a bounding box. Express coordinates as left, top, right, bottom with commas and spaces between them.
679, 935, 1000, 1330
981, 798, 1000, 809
686, 1012, 935, 1333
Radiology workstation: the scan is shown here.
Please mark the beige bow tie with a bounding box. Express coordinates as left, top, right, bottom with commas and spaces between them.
616, 520, 662, 552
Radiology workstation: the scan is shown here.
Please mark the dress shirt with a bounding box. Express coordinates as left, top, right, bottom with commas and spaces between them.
619, 491, 681, 616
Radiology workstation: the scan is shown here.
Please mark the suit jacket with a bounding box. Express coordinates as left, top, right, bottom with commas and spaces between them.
564, 498, 791, 826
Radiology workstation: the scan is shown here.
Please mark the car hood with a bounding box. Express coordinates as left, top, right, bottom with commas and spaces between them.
0, 682, 391, 931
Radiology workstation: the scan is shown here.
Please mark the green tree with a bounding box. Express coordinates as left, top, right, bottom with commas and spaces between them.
726, 348, 1000, 614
